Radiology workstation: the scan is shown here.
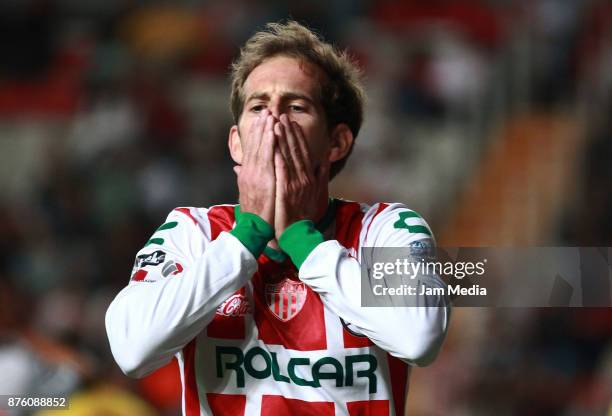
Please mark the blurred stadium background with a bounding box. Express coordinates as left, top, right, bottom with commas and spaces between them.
0, 0, 611, 415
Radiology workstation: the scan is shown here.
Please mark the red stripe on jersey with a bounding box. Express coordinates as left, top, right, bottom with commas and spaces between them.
387, 354, 409, 416
174, 207, 198, 225
334, 201, 376, 348
253, 258, 327, 351
206, 393, 246, 416
207, 205, 236, 239
346, 400, 390, 416
183, 339, 200, 416
334, 200, 366, 253
289, 291, 298, 319
132, 269, 148, 281
205, 206, 244, 340
274, 292, 280, 316
138, 359, 181, 409
281, 288, 288, 319
206, 288, 246, 340
365, 203, 389, 239
261, 395, 334, 416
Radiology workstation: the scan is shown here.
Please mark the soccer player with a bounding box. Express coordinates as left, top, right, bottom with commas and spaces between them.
106, 21, 450, 416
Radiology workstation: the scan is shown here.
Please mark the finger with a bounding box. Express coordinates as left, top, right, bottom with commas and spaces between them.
245, 109, 268, 164
253, 110, 271, 157
274, 119, 283, 137
242, 114, 258, 163
291, 121, 312, 173
274, 149, 289, 194
274, 121, 294, 178
280, 114, 305, 174
257, 115, 276, 164
273, 149, 287, 233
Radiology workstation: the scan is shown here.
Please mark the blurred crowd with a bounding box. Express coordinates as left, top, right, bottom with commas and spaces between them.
0, 1, 610, 415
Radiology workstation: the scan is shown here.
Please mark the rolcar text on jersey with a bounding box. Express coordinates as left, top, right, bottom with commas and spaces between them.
216, 346, 378, 393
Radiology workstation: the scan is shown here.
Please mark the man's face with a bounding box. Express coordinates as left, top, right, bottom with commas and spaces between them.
231, 55, 332, 168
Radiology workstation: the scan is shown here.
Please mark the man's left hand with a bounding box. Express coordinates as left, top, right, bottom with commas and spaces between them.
274, 114, 329, 240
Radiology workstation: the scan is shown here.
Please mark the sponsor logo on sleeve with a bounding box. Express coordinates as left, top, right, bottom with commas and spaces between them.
408, 239, 433, 256
136, 250, 166, 268
161, 260, 184, 277
216, 294, 251, 317
131, 269, 148, 281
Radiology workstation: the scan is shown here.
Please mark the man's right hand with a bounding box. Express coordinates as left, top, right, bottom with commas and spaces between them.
233, 109, 276, 225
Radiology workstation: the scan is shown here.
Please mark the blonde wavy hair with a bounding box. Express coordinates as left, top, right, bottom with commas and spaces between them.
229, 21, 365, 178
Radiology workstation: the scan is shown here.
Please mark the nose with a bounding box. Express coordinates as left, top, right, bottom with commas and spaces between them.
267, 98, 282, 120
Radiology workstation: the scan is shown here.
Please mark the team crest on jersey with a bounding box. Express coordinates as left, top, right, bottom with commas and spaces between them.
216, 294, 251, 317
265, 277, 307, 322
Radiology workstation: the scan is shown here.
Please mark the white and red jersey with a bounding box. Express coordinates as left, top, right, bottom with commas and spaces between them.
106, 199, 450, 416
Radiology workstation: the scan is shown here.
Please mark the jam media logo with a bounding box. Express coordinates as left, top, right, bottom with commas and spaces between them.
217, 294, 251, 317
265, 278, 307, 322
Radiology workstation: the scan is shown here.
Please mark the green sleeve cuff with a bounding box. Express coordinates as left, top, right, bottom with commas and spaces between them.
278, 220, 325, 269
230, 213, 274, 258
